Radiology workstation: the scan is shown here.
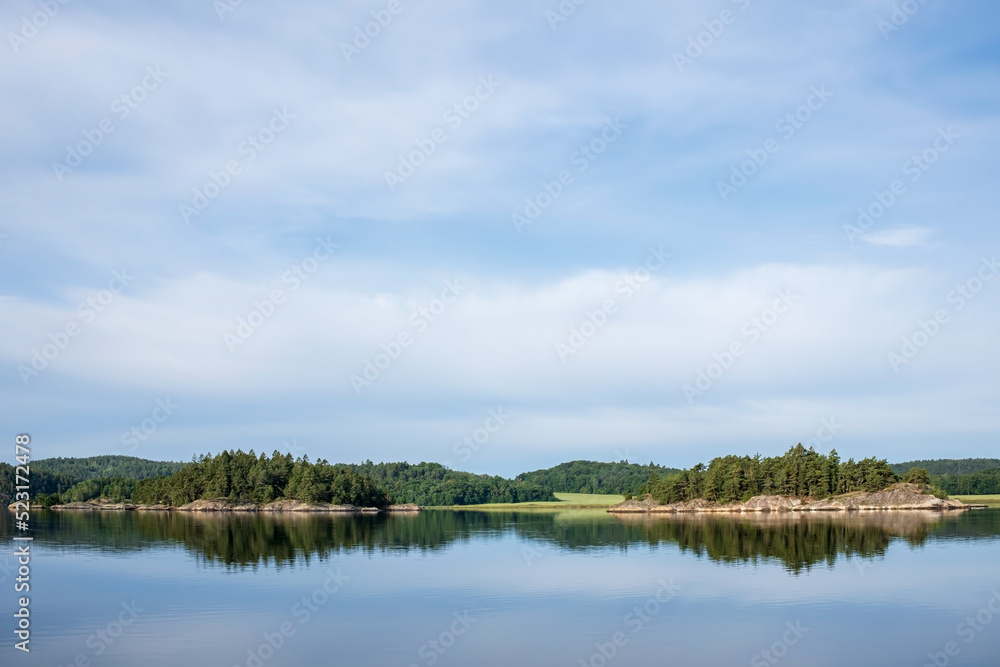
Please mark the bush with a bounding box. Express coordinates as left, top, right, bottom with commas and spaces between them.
903, 467, 931, 485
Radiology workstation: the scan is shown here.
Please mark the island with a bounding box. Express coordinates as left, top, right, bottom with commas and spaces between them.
4, 447, 998, 514
608, 483, 985, 513
23, 499, 423, 513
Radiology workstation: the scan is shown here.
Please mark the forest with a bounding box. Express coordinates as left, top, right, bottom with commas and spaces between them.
933, 468, 1000, 495
638, 445, 931, 505
516, 460, 680, 495
34, 455, 186, 481
8, 451, 996, 509
0, 462, 78, 506
349, 461, 555, 505
129, 451, 390, 508
889, 458, 1000, 476
55, 477, 142, 504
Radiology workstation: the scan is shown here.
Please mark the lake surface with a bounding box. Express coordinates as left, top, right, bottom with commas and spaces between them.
2, 508, 999, 666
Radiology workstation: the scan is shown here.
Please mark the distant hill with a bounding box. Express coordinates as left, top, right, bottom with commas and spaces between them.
33, 456, 187, 484
351, 461, 555, 505
931, 468, 1000, 495
890, 459, 1000, 476
516, 460, 681, 495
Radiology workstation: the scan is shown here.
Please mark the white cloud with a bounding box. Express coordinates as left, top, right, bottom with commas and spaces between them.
863, 227, 931, 247
1, 0, 998, 466
3, 260, 998, 466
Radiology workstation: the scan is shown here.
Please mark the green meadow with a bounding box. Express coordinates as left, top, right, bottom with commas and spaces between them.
953, 495, 1000, 506
431, 492, 625, 510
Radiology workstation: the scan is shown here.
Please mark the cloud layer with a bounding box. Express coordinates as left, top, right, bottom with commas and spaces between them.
1, 0, 998, 473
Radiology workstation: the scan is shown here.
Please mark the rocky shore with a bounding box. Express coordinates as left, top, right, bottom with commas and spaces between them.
12, 498, 422, 513
608, 484, 983, 513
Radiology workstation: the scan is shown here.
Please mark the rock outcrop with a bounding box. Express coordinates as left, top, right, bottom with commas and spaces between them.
608, 484, 976, 514
25, 498, 420, 512
49, 500, 140, 511
386, 504, 422, 512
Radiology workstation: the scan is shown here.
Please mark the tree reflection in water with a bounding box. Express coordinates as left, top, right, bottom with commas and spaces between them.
5, 507, 997, 573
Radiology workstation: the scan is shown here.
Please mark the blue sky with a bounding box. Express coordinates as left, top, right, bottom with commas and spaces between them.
1, 0, 998, 476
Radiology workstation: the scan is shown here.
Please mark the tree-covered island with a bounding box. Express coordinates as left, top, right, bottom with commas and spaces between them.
3, 445, 992, 512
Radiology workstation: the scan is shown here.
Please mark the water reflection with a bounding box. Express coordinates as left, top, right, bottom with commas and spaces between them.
4, 508, 998, 572
612, 511, 948, 573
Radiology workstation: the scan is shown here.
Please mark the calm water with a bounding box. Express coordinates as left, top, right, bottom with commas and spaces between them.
2, 508, 999, 666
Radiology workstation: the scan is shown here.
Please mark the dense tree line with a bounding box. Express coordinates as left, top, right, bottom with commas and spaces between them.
889, 458, 1000, 476
933, 468, 1000, 495
0, 462, 77, 506
639, 445, 903, 504
131, 451, 391, 508
55, 477, 141, 504
34, 455, 185, 482
516, 460, 681, 495
19, 451, 988, 509
7, 454, 554, 507
349, 461, 556, 506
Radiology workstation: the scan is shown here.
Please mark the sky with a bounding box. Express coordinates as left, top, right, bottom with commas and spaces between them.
1, 0, 998, 477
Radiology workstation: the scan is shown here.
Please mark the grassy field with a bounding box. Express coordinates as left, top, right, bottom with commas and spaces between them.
954, 495, 1000, 506
430, 492, 625, 510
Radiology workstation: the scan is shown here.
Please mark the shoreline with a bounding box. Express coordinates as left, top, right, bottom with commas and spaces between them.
608, 485, 986, 514
9, 499, 422, 513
